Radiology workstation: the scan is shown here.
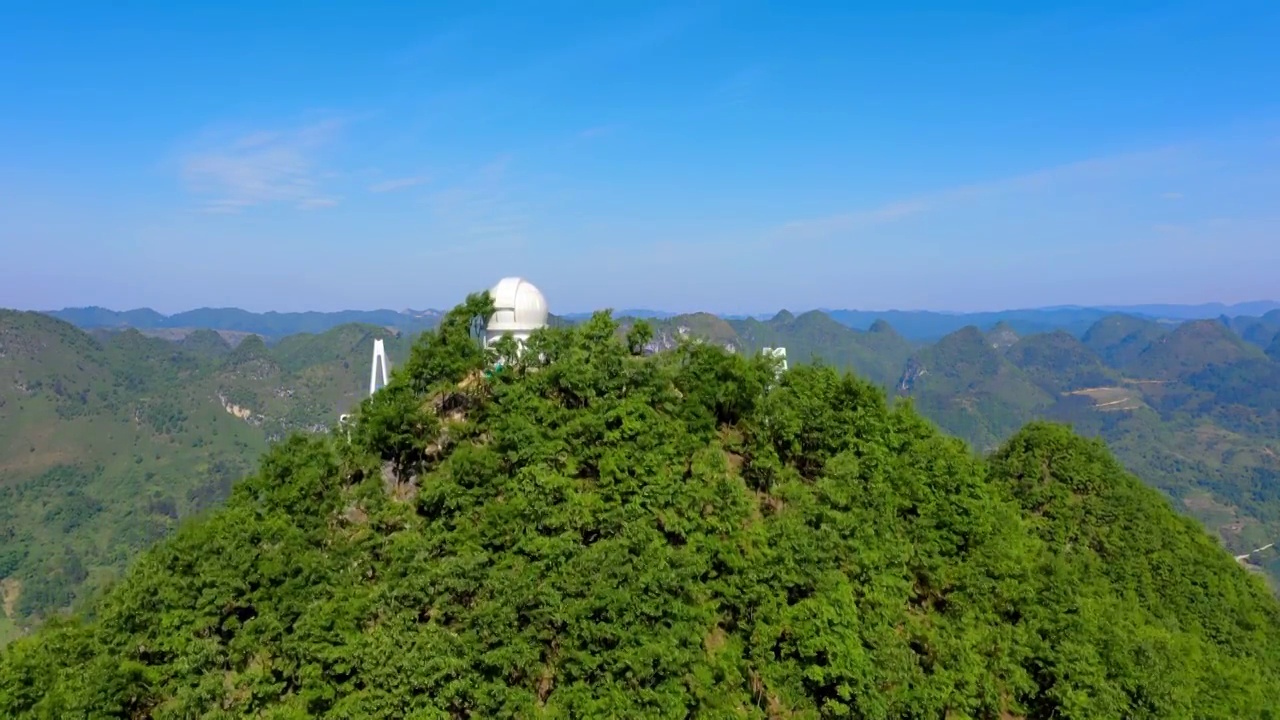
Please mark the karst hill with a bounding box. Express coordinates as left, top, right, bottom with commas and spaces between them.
3, 294, 1279, 719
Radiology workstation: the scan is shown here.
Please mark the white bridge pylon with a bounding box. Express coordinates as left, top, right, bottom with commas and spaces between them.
340, 337, 391, 431
369, 338, 389, 396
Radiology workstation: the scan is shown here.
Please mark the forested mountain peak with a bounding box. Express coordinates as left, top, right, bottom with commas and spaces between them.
222, 334, 278, 375
777, 309, 853, 334
1080, 313, 1168, 369
44, 307, 168, 330
916, 325, 1002, 378
868, 318, 897, 334
176, 328, 232, 357
1132, 318, 1263, 380
46, 306, 442, 341
897, 326, 1053, 451
270, 323, 396, 374
1170, 317, 1253, 348
0, 310, 104, 363
1004, 330, 1118, 394
3, 295, 1280, 717
653, 312, 741, 350
986, 320, 1019, 350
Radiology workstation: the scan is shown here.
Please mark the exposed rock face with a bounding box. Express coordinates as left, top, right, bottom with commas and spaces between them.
987, 322, 1019, 351
642, 325, 741, 355
897, 357, 927, 392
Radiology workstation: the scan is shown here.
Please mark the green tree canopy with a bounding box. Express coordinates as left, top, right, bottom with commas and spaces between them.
3, 298, 1279, 719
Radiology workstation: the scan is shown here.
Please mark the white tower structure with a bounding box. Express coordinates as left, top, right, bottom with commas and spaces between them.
762, 346, 788, 373
485, 276, 549, 350
369, 338, 390, 396
340, 336, 392, 430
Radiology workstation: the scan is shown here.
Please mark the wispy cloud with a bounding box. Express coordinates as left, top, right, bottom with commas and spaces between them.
298, 197, 340, 210
390, 21, 477, 67
425, 155, 532, 246
772, 201, 928, 242
770, 144, 1188, 243
369, 176, 429, 193
178, 119, 345, 213
386, 5, 709, 116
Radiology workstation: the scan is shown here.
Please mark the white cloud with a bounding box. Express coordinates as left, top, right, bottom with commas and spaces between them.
178, 118, 344, 213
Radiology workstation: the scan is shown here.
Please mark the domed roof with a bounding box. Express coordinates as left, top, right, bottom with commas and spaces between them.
487, 276, 549, 333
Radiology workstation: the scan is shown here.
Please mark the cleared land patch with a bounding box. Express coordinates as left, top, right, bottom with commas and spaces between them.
1066, 386, 1144, 411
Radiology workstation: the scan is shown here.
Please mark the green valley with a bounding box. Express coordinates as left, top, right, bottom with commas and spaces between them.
0, 311, 413, 639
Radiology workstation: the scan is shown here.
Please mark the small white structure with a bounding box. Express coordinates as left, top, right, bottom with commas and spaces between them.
369, 338, 389, 396
485, 276, 549, 349
762, 346, 788, 373
339, 336, 393, 431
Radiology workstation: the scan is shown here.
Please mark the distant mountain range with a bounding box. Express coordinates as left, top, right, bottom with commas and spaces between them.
616, 308, 1280, 587
4, 299, 1279, 640
0, 311, 415, 640
45, 300, 1280, 343
44, 306, 444, 340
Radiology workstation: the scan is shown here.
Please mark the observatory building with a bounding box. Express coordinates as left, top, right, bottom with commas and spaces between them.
340, 276, 549, 428
485, 276, 549, 349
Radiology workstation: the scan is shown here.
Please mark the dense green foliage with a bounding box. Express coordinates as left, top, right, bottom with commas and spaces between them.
1080, 314, 1169, 369
4, 297, 1280, 718
0, 312, 413, 631
637, 310, 1280, 585
734, 311, 913, 389
1003, 331, 1119, 394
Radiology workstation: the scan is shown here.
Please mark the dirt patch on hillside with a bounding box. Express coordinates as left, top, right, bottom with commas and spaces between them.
1066, 386, 1143, 411
0, 427, 79, 478
1, 579, 21, 619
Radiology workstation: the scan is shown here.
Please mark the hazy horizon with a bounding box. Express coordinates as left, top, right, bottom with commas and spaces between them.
4, 2, 1280, 313
23, 297, 1280, 320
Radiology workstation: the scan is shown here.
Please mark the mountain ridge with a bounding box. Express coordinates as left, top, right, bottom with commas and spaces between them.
42, 299, 1280, 343
0, 312, 416, 638
627, 309, 1280, 583
3, 299, 1279, 717
4, 303, 1280, 636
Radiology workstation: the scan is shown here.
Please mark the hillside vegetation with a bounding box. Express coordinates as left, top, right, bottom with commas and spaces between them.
5, 303, 1280, 638
2, 296, 1279, 718
49, 302, 1280, 345
632, 309, 1280, 584
0, 311, 411, 634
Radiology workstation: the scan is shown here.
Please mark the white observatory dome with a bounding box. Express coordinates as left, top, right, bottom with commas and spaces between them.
486, 277, 548, 345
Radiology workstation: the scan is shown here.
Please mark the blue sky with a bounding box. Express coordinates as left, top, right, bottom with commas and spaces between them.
2, 1, 1279, 314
